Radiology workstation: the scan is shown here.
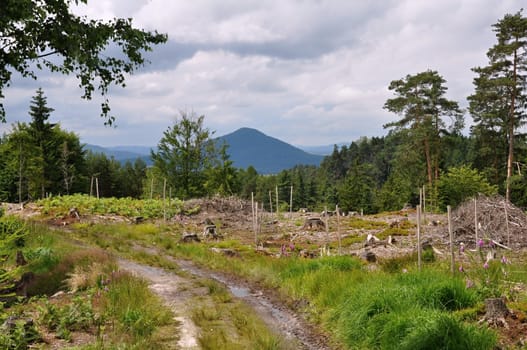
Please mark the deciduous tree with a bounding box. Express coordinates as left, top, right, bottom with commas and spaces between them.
151, 112, 215, 199
0, 0, 167, 124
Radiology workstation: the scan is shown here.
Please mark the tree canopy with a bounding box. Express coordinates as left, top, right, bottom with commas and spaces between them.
0, 0, 167, 124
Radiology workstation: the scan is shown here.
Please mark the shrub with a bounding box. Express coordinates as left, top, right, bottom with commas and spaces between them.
438, 166, 497, 209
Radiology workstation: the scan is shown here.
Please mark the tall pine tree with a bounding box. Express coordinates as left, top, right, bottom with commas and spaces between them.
468, 11, 527, 201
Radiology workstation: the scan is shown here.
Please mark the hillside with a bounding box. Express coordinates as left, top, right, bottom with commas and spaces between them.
86, 127, 324, 173
215, 127, 324, 174
84, 144, 153, 165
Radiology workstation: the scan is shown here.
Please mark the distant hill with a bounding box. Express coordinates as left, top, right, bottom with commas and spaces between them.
215, 127, 324, 174
84, 144, 153, 165
85, 128, 325, 173
296, 143, 348, 156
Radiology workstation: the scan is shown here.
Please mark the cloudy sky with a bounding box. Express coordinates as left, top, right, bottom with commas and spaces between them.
2, 0, 525, 147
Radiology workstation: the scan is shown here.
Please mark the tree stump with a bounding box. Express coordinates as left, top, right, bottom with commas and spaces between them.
302, 217, 325, 230
180, 233, 200, 243
361, 250, 377, 262
482, 297, 509, 328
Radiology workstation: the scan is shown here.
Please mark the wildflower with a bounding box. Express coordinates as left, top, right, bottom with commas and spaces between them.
458, 265, 464, 272
489, 240, 495, 248
465, 279, 474, 289
501, 256, 507, 264
289, 243, 295, 251
459, 244, 465, 253
478, 239, 485, 248
483, 261, 489, 269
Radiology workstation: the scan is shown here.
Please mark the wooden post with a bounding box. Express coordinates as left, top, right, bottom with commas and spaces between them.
448, 205, 454, 275
95, 177, 99, 199
336, 204, 341, 255
419, 188, 423, 225
289, 185, 293, 219
422, 185, 426, 225
251, 192, 258, 248
324, 205, 329, 255
417, 204, 421, 271
90, 176, 94, 197
254, 202, 260, 247
474, 197, 478, 249
275, 186, 279, 217
163, 178, 167, 221
269, 191, 273, 218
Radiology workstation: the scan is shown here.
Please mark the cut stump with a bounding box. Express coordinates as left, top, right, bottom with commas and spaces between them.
481, 297, 510, 328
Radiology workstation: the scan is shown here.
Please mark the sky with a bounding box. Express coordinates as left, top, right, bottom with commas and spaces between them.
1, 0, 525, 148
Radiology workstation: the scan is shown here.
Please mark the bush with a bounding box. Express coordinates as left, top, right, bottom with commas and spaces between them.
438, 166, 497, 210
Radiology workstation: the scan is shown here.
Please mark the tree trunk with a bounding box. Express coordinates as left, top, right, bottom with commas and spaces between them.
506, 46, 518, 203
423, 137, 433, 186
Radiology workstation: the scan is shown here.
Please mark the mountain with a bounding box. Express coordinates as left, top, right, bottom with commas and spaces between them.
84, 144, 153, 164
216, 127, 324, 174
296, 143, 348, 156
85, 128, 325, 173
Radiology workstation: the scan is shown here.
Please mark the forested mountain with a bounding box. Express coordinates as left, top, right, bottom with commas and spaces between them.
84, 145, 151, 164
215, 127, 324, 174
85, 128, 325, 173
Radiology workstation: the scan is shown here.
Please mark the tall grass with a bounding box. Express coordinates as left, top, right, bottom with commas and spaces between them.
99, 271, 173, 346
65, 220, 500, 349
191, 279, 286, 350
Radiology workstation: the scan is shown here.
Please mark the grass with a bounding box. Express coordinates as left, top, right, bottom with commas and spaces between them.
0, 218, 180, 349
191, 278, 286, 350
34, 201, 527, 349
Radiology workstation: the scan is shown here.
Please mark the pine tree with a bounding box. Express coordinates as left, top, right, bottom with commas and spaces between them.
468, 11, 527, 201
384, 70, 463, 186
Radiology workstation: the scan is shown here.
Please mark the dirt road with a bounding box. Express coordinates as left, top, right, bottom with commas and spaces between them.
119, 257, 332, 350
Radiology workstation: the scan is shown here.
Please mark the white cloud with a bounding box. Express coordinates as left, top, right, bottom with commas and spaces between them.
3, 0, 526, 147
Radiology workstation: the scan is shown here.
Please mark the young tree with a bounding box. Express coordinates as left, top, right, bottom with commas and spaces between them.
204, 142, 239, 196
151, 112, 215, 199
28, 88, 55, 197
437, 166, 497, 209
468, 11, 527, 202
384, 70, 463, 186
0, 123, 43, 202
1, 0, 167, 124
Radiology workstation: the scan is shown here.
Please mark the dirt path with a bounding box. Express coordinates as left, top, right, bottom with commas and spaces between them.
119, 257, 332, 350
118, 259, 201, 349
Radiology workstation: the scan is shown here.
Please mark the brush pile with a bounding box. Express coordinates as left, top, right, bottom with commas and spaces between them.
451, 195, 527, 249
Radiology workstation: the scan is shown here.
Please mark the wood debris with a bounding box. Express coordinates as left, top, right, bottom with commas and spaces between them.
451, 195, 527, 249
